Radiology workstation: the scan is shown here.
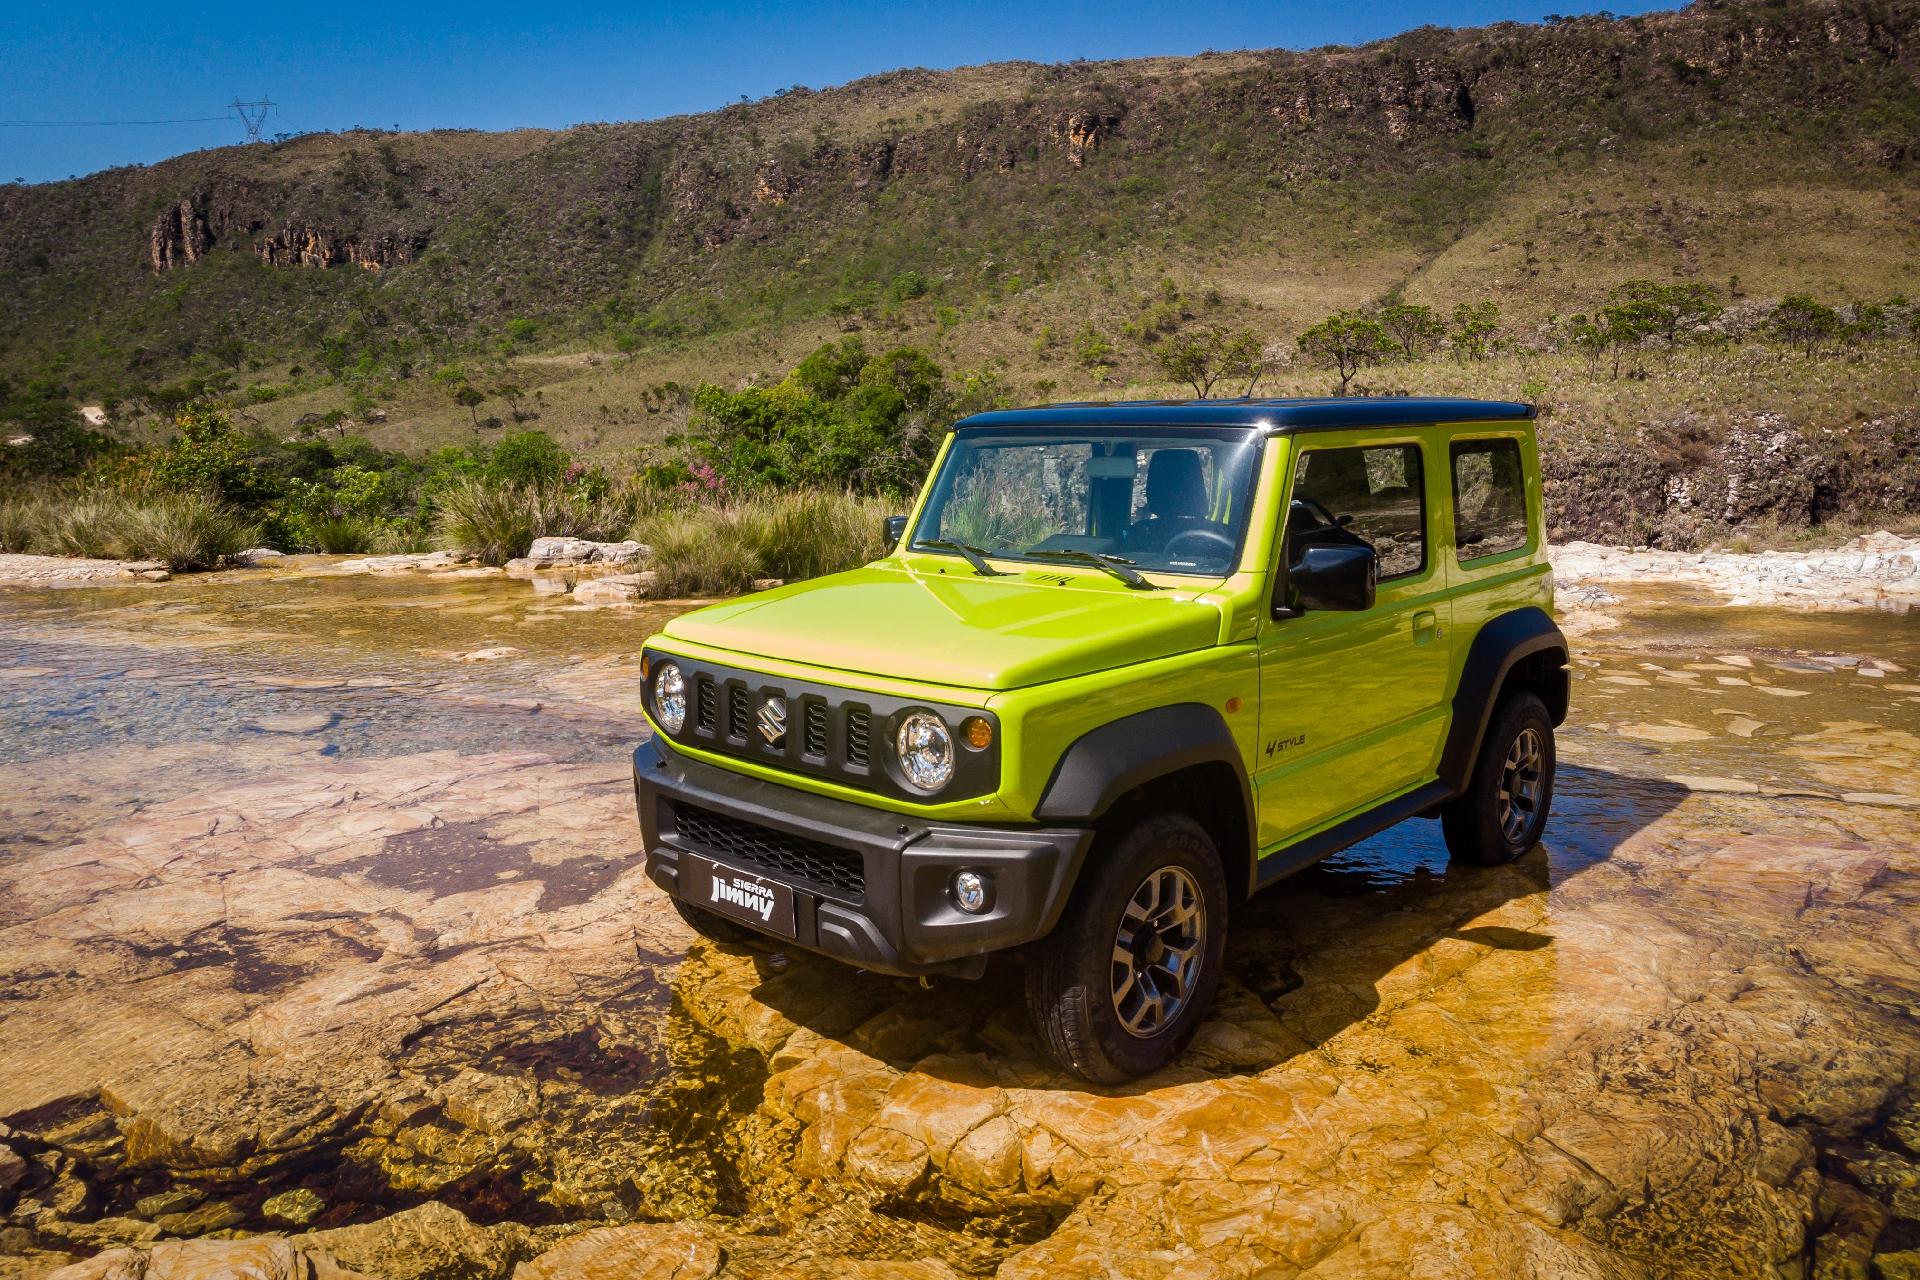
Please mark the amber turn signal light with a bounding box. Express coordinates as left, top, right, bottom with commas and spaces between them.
962, 716, 994, 751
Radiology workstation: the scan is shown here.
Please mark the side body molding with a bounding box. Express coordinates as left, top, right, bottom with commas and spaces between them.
1034, 703, 1255, 866
1438, 605, 1569, 794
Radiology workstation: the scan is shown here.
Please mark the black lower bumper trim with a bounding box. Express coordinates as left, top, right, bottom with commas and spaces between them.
634, 736, 1094, 978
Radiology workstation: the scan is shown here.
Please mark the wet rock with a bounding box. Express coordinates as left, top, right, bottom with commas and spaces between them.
261, 1187, 325, 1227
458, 646, 520, 662
135, 1189, 203, 1219
249, 713, 338, 734
1876, 1251, 1920, 1280
515, 1222, 721, 1280
332, 551, 479, 575
46, 1237, 376, 1279
296, 1202, 528, 1280
237, 548, 287, 567
512, 538, 647, 571
154, 1199, 243, 1236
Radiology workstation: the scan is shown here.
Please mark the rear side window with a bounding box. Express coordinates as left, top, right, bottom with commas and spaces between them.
1450, 438, 1530, 561
1287, 443, 1426, 580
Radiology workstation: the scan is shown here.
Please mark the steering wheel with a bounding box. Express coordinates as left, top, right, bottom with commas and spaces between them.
1164, 526, 1235, 562
1290, 496, 1345, 529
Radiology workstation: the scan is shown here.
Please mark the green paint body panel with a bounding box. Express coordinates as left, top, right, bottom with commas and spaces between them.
643, 407, 1557, 868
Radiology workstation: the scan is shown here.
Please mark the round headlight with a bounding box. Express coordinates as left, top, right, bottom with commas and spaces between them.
652, 661, 686, 733
895, 711, 954, 792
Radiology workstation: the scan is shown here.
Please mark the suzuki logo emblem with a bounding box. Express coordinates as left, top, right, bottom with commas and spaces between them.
756, 695, 788, 747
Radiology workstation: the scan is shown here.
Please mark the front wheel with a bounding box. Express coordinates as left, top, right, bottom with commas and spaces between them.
1441, 691, 1555, 865
1025, 812, 1229, 1084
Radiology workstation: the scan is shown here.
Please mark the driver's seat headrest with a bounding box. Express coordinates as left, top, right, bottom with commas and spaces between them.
1145, 450, 1208, 520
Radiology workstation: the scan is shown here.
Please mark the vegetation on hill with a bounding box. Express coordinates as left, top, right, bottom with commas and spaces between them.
2, 1, 1918, 560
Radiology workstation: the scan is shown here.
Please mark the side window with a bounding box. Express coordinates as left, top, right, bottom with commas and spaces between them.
1287, 443, 1426, 580
1450, 438, 1530, 561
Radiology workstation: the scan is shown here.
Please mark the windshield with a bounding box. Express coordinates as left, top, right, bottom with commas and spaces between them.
912, 428, 1264, 578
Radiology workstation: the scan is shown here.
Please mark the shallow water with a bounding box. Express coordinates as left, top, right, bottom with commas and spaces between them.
1, 570, 1917, 1277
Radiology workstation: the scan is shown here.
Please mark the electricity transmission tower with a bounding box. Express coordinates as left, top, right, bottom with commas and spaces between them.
230, 98, 274, 143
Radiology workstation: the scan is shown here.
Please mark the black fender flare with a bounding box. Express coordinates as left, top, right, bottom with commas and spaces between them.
1034, 703, 1255, 883
1439, 606, 1569, 794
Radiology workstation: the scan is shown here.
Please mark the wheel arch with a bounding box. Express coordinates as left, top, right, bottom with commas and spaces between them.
1439, 605, 1570, 795
1034, 704, 1256, 899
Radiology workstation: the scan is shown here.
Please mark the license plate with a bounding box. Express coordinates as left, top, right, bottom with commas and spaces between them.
680, 852, 797, 938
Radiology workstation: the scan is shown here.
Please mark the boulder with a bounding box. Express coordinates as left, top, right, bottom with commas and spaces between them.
236, 548, 287, 567
46, 1237, 376, 1280
509, 539, 648, 577
573, 573, 659, 606
0, 1143, 25, 1191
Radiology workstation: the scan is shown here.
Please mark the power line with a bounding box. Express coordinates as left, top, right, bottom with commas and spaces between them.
0, 115, 232, 127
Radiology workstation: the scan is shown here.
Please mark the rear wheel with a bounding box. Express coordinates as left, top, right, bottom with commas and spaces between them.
670, 895, 759, 945
1025, 812, 1229, 1084
1441, 691, 1555, 865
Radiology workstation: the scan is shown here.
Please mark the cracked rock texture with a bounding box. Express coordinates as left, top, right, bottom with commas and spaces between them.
1, 569, 1917, 1278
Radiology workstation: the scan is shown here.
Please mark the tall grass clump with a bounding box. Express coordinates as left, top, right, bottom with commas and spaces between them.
0, 493, 55, 552
113, 491, 260, 570
633, 490, 893, 596
30, 493, 128, 559
437, 477, 655, 564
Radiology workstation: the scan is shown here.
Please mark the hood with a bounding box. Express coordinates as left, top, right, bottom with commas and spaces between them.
661, 562, 1224, 691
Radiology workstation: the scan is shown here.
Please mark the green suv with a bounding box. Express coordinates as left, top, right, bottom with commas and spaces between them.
635, 398, 1568, 1082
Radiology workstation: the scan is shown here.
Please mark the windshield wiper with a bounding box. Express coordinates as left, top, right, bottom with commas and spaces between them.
1025, 549, 1158, 590
914, 539, 1012, 577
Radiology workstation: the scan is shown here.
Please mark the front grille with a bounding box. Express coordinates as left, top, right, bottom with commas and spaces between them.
728, 686, 750, 740
673, 802, 866, 899
846, 707, 871, 768
641, 649, 997, 803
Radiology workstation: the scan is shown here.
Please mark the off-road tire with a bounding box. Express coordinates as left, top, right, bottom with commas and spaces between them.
1441, 691, 1555, 865
670, 895, 759, 945
1025, 811, 1229, 1084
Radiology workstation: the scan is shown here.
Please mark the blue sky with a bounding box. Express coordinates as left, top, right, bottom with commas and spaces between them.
3, 0, 1678, 184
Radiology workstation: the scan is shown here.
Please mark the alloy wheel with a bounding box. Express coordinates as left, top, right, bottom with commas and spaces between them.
1110, 865, 1206, 1038
1497, 726, 1546, 845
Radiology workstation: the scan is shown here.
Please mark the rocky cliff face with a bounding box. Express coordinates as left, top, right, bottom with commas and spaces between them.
147, 191, 420, 273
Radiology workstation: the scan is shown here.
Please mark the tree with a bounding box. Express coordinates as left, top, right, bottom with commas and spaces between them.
1376, 303, 1445, 360
1450, 301, 1502, 361
454, 384, 486, 428
485, 431, 568, 486
1769, 295, 1839, 357
1609, 279, 1721, 345
493, 381, 526, 422
1297, 312, 1390, 395
1153, 326, 1267, 398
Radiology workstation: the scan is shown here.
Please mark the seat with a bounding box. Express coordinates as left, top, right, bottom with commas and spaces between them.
1124, 451, 1214, 553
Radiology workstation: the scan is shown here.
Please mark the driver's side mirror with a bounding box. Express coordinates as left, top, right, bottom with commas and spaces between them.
1278, 544, 1377, 615
884, 515, 909, 550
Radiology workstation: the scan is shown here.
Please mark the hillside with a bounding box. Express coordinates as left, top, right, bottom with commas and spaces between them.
0, 0, 1917, 463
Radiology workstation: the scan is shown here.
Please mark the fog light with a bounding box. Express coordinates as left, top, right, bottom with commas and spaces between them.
952, 870, 990, 914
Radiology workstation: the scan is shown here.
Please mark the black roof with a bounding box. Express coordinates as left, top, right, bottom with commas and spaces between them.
955, 396, 1535, 432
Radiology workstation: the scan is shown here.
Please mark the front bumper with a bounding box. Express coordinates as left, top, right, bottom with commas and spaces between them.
633, 736, 1093, 978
